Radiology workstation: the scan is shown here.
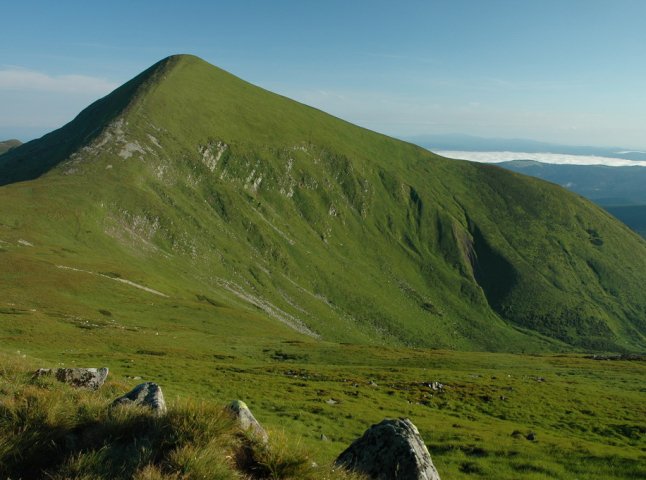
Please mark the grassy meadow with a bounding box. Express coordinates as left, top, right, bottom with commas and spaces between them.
1, 320, 644, 478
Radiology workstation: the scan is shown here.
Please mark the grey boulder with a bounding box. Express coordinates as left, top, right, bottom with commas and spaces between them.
335, 418, 441, 480
227, 400, 269, 442
34, 367, 109, 390
112, 382, 167, 415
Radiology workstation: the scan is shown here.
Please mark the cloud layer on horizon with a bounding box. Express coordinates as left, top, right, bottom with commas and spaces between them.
435, 150, 646, 167
0, 67, 118, 94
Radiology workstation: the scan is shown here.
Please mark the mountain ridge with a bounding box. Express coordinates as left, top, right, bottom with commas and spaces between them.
1, 54, 645, 352
0, 139, 22, 155
0, 56, 175, 185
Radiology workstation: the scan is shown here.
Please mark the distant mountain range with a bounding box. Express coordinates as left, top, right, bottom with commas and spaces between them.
1, 55, 645, 352
498, 160, 646, 205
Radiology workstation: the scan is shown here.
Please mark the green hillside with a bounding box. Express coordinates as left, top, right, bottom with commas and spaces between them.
0, 139, 21, 155
1, 54, 645, 354
496, 160, 646, 239
498, 160, 646, 206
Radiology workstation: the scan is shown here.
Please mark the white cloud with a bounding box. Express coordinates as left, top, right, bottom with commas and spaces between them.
0, 67, 118, 94
435, 151, 646, 167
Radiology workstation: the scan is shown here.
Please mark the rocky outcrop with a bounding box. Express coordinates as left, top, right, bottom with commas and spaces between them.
226, 400, 269, 442
112, 382, 167, 415
34, 367, 109, 390
335, 418, 441, 480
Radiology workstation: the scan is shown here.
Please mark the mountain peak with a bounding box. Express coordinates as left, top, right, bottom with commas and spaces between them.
0, 54, 318, 184
1, 56, 645, 351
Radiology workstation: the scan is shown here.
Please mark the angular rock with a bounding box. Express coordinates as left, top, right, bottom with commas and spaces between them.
227, 400, 269, 442
429, 381, 444, 392
112, 382, 167, 415
33, 367, 109, 390
335, 418, 441, 480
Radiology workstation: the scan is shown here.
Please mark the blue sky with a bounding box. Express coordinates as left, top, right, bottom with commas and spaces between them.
2, 0, 646, 148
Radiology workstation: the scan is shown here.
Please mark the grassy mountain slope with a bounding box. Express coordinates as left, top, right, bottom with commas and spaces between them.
0, 63, 163, 185
497, 160, 646, 240
0, 139, 21, 155
1, 54, 645, 352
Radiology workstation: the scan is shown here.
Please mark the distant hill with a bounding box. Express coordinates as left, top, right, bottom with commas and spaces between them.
1, 55, 645, 352
498, 160, 646, 205
0, 139, 22, 155
604, 205, 646, 238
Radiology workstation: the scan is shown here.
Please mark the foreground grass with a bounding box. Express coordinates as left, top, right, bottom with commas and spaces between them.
0, 355, 364, 479
1, 346, 644, 479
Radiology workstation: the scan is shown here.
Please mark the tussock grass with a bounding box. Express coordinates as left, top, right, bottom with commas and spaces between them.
2, 349, 644, 479
0, 355, 363, 479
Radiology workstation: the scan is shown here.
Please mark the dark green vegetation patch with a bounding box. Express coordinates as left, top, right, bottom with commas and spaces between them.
0, 139, 21, 156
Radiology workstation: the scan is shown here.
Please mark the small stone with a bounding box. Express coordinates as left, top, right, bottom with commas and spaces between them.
326, 398, 339, 405
112, 382, 167, 415
428, 381, 444, 391
227, 400, 269, 443
335, 418, 441, 480
320, 433, 329, 441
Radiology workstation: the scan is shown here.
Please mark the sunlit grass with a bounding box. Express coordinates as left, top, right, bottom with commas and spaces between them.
1, 347, 644, 479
